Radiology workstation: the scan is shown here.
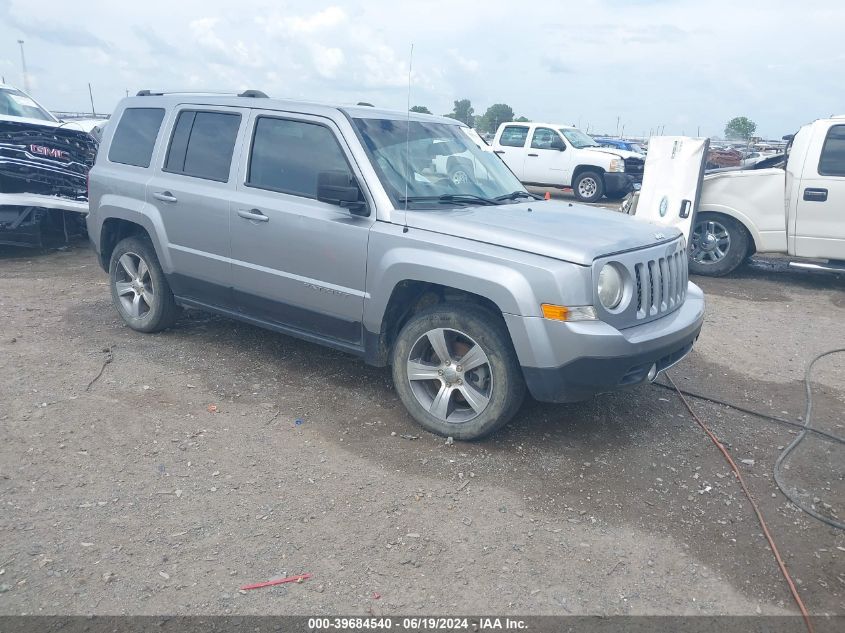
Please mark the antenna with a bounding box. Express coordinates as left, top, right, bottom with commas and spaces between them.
402, 43, 414, 233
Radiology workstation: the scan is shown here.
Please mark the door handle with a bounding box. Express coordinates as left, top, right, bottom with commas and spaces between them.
527, 153, 539, 157
494, 150, 505, 155
803, 188, 828, 202
152, 191, 177, 203
237, 208, 269, 222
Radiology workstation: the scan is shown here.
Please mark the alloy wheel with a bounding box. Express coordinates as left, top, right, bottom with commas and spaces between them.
691, 220, 731, 263
114, 252, 155, 318
406, 327, 492, 424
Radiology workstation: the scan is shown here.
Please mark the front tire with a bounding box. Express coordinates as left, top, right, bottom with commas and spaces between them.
689, 212, 749, 276
572, 171, 605, 203
391, 304, 526, 440
109, 236, 179, 333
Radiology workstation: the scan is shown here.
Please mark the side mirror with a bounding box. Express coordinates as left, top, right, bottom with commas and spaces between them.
317, 171, 368, 216
550, 137, 566, 151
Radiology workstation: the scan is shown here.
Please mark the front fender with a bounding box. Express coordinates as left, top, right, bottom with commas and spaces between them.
363, 222, 594, 366
699, 170, 787, 253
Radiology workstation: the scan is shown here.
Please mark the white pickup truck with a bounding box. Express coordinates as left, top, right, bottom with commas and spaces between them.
691, 116, 845, 275
491, 122, 644, 203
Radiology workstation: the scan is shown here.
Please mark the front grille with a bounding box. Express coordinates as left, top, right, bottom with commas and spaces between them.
633, 247, 687, 319
624, 157, 644, 181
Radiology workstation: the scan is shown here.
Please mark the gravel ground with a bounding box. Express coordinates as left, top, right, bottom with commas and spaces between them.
0, 237, 843, 619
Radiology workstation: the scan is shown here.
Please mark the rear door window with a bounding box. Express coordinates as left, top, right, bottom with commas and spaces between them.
108, 108, 165, 168
247, 117, 352, 199
499, 125, 529, 148
164, 110, 241, 182
818, 125, 845, 177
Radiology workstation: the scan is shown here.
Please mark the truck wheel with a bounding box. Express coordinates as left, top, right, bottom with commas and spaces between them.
447, 158, 473, 186
573, 171, 604, 203
109, 236, 179, 333
689, 212, 749, 276
391, 304, 526, 440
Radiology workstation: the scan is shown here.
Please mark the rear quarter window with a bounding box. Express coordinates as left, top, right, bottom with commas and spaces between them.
818, 125, 845, 177
108, 108, 165, 168
164, 110, 241, 182
499, 125, 529, 148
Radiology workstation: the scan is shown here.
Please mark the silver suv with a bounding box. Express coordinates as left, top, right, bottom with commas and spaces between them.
87, 90, 705, 440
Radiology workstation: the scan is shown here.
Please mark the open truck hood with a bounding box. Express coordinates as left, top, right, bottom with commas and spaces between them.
625, 136, 710, 240
405, 200, 679, 266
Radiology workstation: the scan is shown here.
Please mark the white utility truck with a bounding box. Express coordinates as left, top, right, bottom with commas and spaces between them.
491, 122, 644, 203
691, 117, 845, 275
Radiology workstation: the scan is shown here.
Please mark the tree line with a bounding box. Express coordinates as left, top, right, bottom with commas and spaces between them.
410, 99, 530, 134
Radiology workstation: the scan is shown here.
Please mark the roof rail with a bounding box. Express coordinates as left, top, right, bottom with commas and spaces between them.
135, 89, 268, 98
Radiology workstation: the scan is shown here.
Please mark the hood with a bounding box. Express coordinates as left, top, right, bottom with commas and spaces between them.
585, 146, 643, 160
404, 200, 680, 265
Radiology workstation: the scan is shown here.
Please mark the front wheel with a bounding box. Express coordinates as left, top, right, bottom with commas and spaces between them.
689, 212, 749, 276
572, 171, 605, 203
391, 304, 526, 440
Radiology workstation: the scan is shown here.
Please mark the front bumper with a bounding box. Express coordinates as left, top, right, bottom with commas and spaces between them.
603, 172, 639, 195
506, 282, 705, 403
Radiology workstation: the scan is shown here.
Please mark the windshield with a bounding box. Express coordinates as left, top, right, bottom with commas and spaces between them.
559, 128, 599, 149
628, 143, 645, 154
0, 88, 56, 122
353, 118, 526, 208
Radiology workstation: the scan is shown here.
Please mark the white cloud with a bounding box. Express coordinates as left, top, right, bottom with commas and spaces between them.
283, 6, 346, 34
449, 50, 479, 73
309, 44, 345, 79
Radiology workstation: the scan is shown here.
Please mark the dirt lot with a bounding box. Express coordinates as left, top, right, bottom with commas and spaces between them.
1, 237, 843, 619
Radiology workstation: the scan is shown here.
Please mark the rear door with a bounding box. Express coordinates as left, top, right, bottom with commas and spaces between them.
523, 126, 568, 185
493, 124, 530, 179
146, 105, 249, 307
228, 110, 375, 347
794, 123, 845, 258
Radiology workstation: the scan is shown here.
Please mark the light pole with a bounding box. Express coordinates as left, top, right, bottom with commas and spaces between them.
17, 39, 30, 94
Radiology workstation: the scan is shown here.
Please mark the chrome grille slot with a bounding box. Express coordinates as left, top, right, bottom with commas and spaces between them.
633, 243, 688, 321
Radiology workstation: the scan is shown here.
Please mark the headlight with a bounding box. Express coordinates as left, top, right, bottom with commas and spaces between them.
608, 158, 625, 172
598, 264, 624, 309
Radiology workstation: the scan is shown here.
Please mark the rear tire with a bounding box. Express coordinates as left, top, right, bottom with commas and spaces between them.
391, 304, 525, 440
109, 236, 179, 333
572, 171, 604, 203
689, 212, 749, 277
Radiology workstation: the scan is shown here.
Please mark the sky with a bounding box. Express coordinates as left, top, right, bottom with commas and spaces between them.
0, 0, 842, 139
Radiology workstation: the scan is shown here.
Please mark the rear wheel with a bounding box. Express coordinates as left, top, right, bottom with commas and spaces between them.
109, 236, 179, 332
391, 304, 525, 440
572, 171, 604, 203
689, 212, 749, 276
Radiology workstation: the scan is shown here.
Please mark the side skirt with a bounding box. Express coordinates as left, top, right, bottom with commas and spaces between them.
174, 296, 366, 358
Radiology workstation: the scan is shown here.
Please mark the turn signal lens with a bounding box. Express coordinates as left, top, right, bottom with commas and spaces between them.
541, 304, 597, 322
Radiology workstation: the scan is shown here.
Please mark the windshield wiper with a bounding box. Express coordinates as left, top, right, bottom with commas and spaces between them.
397, 194, 499, 206
493, 190, 542, 202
